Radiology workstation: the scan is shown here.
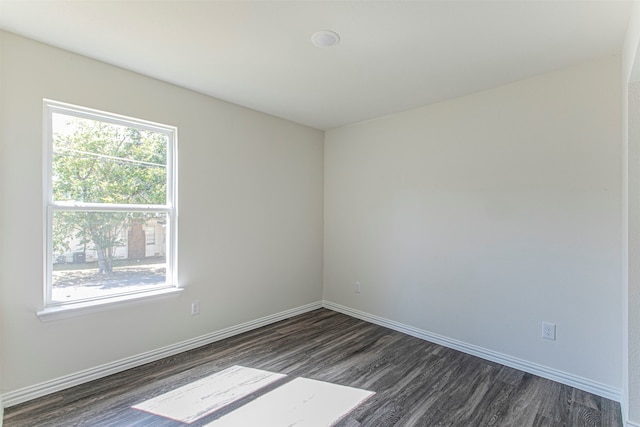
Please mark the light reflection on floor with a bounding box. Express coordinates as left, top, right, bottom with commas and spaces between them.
132, 365, 374, 426
133, 365, 286, 423
205, 377, 374, 427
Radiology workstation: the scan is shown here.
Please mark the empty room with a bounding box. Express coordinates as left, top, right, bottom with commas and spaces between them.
1, 1, 640, 426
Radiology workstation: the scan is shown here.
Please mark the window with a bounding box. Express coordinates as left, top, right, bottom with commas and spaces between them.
43, 100, 178, 311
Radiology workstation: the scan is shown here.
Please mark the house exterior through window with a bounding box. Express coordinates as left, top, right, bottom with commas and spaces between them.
44, 100, 177, 309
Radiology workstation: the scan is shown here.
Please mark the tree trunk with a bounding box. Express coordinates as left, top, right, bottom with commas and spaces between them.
96, 245, 113, 274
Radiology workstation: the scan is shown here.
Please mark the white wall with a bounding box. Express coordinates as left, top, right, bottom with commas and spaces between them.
623, 1, 640, 423
0, 32, 324, 395
627, 82, 640, 427
0, 29, 5, 427
324, 57, 622, 390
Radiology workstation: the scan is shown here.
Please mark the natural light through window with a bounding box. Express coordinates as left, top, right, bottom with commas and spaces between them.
132, 365, 375, 425
44, 100, 177, 310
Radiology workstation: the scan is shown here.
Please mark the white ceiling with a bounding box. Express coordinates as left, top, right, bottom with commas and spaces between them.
0, 0, 633, 130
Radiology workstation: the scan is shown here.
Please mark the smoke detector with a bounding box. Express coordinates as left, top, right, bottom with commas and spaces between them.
311, 30, 340, 48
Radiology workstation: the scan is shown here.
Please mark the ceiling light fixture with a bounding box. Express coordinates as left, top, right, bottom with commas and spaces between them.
311, 30, 340, 48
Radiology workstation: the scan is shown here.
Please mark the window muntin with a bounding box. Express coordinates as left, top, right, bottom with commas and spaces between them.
45, 100, 177, 308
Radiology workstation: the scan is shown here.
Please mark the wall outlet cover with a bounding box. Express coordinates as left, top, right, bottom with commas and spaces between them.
542, 322, 556, 340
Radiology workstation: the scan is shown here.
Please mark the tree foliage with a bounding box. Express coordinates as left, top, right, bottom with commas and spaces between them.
52, 115, 167, 274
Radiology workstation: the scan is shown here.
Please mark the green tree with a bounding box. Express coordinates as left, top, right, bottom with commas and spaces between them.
52, 116, 167, 274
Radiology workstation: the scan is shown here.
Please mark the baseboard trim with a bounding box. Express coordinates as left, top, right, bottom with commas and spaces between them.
624, 402, 640, 427
621, 399, 630, 427
322, 300, 622, 402
2, 301, 323, 408
2, 300, 623, 408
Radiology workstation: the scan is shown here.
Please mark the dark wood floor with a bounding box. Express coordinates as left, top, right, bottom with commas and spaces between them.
3, 309, 622, 426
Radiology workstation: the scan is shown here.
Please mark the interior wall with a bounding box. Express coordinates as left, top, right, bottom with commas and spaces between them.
324, 57, 622, 389
623, 1, 640, 424
628, 81, 640, 427
0, 31, 324, 394
0, 29, 5, 427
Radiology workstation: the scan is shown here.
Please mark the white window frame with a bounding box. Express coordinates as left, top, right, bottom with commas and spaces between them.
39, 100, 180, 320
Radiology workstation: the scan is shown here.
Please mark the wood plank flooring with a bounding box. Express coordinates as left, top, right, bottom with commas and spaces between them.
3, 309, 622, 426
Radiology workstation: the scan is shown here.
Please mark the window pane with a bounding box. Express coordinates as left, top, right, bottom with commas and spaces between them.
52, 113, 167, 205
51, 210, 169, 303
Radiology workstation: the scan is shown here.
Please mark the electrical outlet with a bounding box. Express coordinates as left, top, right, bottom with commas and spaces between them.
191, 300, 200, 316
542, 322, 556, 340
354, 281, 361, 293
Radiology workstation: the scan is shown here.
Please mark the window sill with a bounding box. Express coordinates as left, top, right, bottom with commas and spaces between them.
36, 287, 184, 322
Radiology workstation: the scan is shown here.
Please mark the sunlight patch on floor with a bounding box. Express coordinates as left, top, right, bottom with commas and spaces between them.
132, 365, 285, 423
132, 365, 374, 426
205, 377, 374, 427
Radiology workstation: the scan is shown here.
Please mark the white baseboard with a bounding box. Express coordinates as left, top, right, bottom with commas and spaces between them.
1, 300, 623, 410
625, 414, 640, 427
2, 301, 323, 408
623, 401, 640, 427
621, 400, 633, 427
322, 300, 622, 402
